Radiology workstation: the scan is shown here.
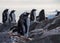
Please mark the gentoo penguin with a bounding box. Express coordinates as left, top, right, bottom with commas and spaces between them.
10, 12, 30, 38
9, 10, 16, 23
30, 9, 36, 22
19, 12, 30, 37
38, 9, 45, 21
2, 9, 9, 24
55, 11, 60, 16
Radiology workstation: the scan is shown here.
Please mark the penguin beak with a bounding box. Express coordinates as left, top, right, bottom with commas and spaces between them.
27, 13, 30, 15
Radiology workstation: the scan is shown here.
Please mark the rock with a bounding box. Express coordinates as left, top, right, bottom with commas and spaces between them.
0, 23, 16, 32
0, 32, 12, 43
44, 18, 60, 30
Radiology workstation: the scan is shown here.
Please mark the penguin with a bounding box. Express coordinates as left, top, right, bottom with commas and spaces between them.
38, 9, 45, 21
9, 10, 16, 23
19, 12, 30, 37
30, 9, 36, 22
10, 12, 30, 38
2, 9, 9, 24
55, 11, 60, 16
17, 16, 25, 35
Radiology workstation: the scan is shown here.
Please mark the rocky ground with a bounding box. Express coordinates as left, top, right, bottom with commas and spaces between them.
0, 15, 60, 43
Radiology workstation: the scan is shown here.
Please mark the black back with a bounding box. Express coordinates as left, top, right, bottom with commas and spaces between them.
2, 9, 8, 23
30, 9, 36, 21
9, 10, 15, 22
17, 12, 29, 35
39, 9, 45, 21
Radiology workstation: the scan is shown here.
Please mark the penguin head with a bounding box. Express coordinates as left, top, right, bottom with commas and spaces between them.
23, 12, 30, 16
3, 9, 9, 13
40, 9, 45, 13
11, 10, 15, 13
26, 12, 30, 16
31, 9, 36, 14
32, 9, 36, 11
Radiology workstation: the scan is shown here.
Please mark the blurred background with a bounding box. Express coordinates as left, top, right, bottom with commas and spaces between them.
0, 0, 60, 23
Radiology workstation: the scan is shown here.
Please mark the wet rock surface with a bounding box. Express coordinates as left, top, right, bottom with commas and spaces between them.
0, 16, 60, 43
0, 32, 12, 43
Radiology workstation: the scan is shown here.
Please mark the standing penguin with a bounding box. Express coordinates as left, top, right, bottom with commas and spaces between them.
10, 13, 25, 35
17, 17, 24, 35
30, 9, 36, 22
55, 11, 60, 16
10, 12, 30, 38
18, 12, 30, 37
9, 10, 16, 23
2, 9, 9, 24
38, 9, 45, 21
